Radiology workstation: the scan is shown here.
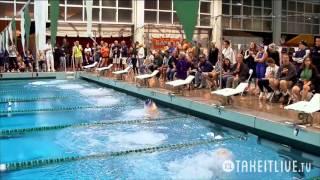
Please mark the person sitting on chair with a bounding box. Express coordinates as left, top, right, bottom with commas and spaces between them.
224, 54, 249, 88
194, 54, 213, 88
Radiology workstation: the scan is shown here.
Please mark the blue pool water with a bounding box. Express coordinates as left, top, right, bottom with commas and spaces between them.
0, 79, 319, 179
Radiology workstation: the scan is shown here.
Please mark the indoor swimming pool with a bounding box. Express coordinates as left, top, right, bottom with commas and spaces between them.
0, 79, 319, 179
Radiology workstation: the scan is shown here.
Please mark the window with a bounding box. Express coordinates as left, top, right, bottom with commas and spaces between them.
297, 2, 304, 12
159, 0, 171, 10
0, 3, 14, 18
232, 5, 241, 15
159, 12, 171, 24
102, 8, 116, 21
222, 17, 231, 28
173, 13, 179, 24
66, 6, 82, 21
263, 0, 272, 8
59, 6, 66, 21
118, 9, 132, 22
288, 1, 296, 11
263, 20, 272, 31
232, 18, 241, 29
264, 9, 272, 16
243, 18, 252, 29
254, 0, 262, 7
282, 22, 287, 32
118, 0, 132, 8
253, 8, 261, 16
84, 7, 99, 21
92, 0, 99, 6
145, 0, 157, 9
199, 14, 210, 26
243, 0, 252, 6
200, 1, 210, 13
243, 6, 251, 16
222, 4, 230, 15
144, 11, 157, 23
102, 0, 116, 7
305, 3, 312, 12
313, 25, 319, 35
67, 0, 83, 5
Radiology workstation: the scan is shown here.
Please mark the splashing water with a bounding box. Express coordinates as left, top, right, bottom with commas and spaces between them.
167, 148, 234, 179
57, 84, 84, 90
78, 88, 112, 96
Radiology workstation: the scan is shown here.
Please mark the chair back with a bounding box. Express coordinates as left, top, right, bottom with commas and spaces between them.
246, 69, 253, 82
185, 75, 195, 83
151, 70, 159, 76
107, 64, 113, 69
310, 94, 320, 107
124, 65, 132, 72
236, 82, 248, 92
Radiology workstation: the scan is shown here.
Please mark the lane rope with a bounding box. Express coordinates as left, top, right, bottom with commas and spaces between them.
0, 94, 113, 103
0, 104, 134, 116
0, 135, 247, 172
0, 115, 186, 137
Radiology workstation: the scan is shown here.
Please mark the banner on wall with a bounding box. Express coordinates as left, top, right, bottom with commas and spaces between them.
151, 38, 181, 50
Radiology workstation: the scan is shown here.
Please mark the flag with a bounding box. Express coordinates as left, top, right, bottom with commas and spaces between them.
35, 0, 48, 51
12, 18, 16, 46
86, 0, 93, 37
5, 28, 9, 51
0, 33, 3, 51
24, 4, 31, 51
173, 0, 199, 42
8, 21, 13, 45
21, 8, 26, 54
50, 0, 59, 47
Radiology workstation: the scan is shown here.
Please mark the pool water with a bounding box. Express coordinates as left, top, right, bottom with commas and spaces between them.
0, 79, 319, 179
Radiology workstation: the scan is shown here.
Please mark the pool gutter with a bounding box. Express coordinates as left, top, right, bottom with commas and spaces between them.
79, 72, 320, 156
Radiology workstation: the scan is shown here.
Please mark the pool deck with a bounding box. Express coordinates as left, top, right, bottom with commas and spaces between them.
1, 71, 319, 155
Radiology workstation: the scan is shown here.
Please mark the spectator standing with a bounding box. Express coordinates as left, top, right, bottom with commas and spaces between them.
8, 44, 18, 72
120, 40, 128, 69
112, 40, 121, 70
244, 42, 258, 80
137, 44, 145, 74
44, 39, 55, 72
72, 41, 83, 71
222, 40, 235, 64
208, 42, 219, 66
311, 37, 320, 72
292, 41, 310, 71
100, 42, 109, 67
84, 43, 92, 65
266, 43, 280, 66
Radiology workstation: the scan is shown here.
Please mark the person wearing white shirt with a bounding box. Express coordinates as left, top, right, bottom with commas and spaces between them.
44, 39, 55, 72
222, 40, 235, 64
257, 58, 279, 100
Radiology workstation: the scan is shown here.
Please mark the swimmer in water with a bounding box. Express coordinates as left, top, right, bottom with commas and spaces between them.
144, 99, 159, 118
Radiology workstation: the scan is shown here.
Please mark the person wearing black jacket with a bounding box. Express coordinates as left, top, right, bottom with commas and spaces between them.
208, 42, 219, 66
194, 54, 213, 88
311, 37, 320, 72
166, 50, 178, 81
292, 57, 319, 101
225, 53, 249, 88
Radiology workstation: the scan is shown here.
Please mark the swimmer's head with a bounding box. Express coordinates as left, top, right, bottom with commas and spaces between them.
212, 148, 233, 160
144, 99, 153, 107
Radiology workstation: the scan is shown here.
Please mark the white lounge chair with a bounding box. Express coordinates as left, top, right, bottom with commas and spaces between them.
284, 94, 320, 125
166, 75, 195, 87
211, 69, 253, 105
83, 62, 98, 70
96, 64, 113, 76
135, 70, 159, 87
112, 65, 132, 79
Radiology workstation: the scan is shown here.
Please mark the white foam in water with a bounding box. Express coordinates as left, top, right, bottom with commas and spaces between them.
78, 88, 112, 96
93, 97, 120, 106
29, 80, 68, 85
121, 109, 146, 118
109, 131, 167, 145
167, 148, 234, 179
29, 81, 47, 85
57, 84, 84, 90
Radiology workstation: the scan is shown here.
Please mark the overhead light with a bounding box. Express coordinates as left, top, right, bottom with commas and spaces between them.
236, 2, 242, 6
